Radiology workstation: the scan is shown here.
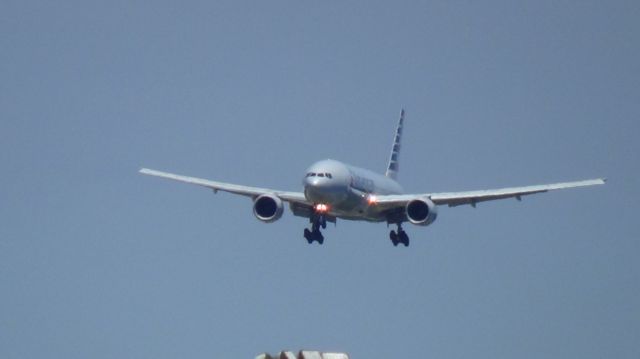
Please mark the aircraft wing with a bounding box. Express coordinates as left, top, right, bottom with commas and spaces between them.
376, 178, 606, 208
139, 168, 309, 205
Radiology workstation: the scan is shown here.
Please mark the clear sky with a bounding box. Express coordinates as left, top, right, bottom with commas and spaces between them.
1, 1, 638, 358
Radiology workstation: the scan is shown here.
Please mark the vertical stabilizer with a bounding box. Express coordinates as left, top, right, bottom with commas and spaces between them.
385, 109, 404, 180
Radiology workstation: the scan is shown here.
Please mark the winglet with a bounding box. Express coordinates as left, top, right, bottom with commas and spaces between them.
385, 109, 404, 180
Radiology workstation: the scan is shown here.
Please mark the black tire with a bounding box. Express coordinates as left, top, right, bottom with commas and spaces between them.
304, 228, 313, 243
399, 231, 410, 247
311, 229, 323, 244
389, 230, 398, 246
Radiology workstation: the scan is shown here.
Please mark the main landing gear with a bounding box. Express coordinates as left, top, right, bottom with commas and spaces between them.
389, 223, 409, 247
304, 214, 327, 244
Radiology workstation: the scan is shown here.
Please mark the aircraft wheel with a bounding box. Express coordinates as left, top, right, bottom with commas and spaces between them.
314, 230, 324, 245
399, 231, 410, 247
317, 215, 326, 230
389, 230, 399, 246
304, 228, 313, 244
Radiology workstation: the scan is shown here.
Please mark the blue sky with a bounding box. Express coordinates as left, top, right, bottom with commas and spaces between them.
1, 1, 638, 358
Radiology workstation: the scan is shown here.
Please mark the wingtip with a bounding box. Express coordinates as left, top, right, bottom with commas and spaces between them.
590, 178, 607, 185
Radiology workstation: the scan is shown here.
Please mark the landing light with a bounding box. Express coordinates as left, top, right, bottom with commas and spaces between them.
367, 195, 378, 205
314, 203, 330, 213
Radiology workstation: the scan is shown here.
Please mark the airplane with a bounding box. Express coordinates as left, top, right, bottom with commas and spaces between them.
140, 110, 606, 247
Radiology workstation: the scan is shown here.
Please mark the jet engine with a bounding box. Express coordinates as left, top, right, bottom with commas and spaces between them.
405, 198, 438, 226
253, 194, 284, 223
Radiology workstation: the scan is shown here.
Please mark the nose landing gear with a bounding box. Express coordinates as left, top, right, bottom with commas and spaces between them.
389, 223, 409, 247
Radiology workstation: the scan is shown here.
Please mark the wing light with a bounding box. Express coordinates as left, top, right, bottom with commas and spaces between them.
367, 195, 378, 205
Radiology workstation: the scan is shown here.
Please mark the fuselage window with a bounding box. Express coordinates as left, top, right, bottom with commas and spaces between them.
318, 173, 325, 177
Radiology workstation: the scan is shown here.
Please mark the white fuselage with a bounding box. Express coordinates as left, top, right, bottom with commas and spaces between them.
302, 159, 403, 222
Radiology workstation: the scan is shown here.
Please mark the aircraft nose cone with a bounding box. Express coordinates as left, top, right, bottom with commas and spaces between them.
305, 177, 320, 187
304, 177, 335, 203
305, 175, 333, 189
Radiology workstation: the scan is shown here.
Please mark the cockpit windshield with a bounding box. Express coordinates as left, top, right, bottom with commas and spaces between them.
305, 172, 333, 178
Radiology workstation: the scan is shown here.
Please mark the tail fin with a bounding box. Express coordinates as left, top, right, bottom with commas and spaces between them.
385, 109, 404, 180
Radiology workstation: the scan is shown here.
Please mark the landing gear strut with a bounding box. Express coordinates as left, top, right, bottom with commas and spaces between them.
389, 223, 409, 247
304, 214, 326, 244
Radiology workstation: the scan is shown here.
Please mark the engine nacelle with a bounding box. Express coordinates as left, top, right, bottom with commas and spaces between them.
253, 194, 284, 223
405, 198, 438, 226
